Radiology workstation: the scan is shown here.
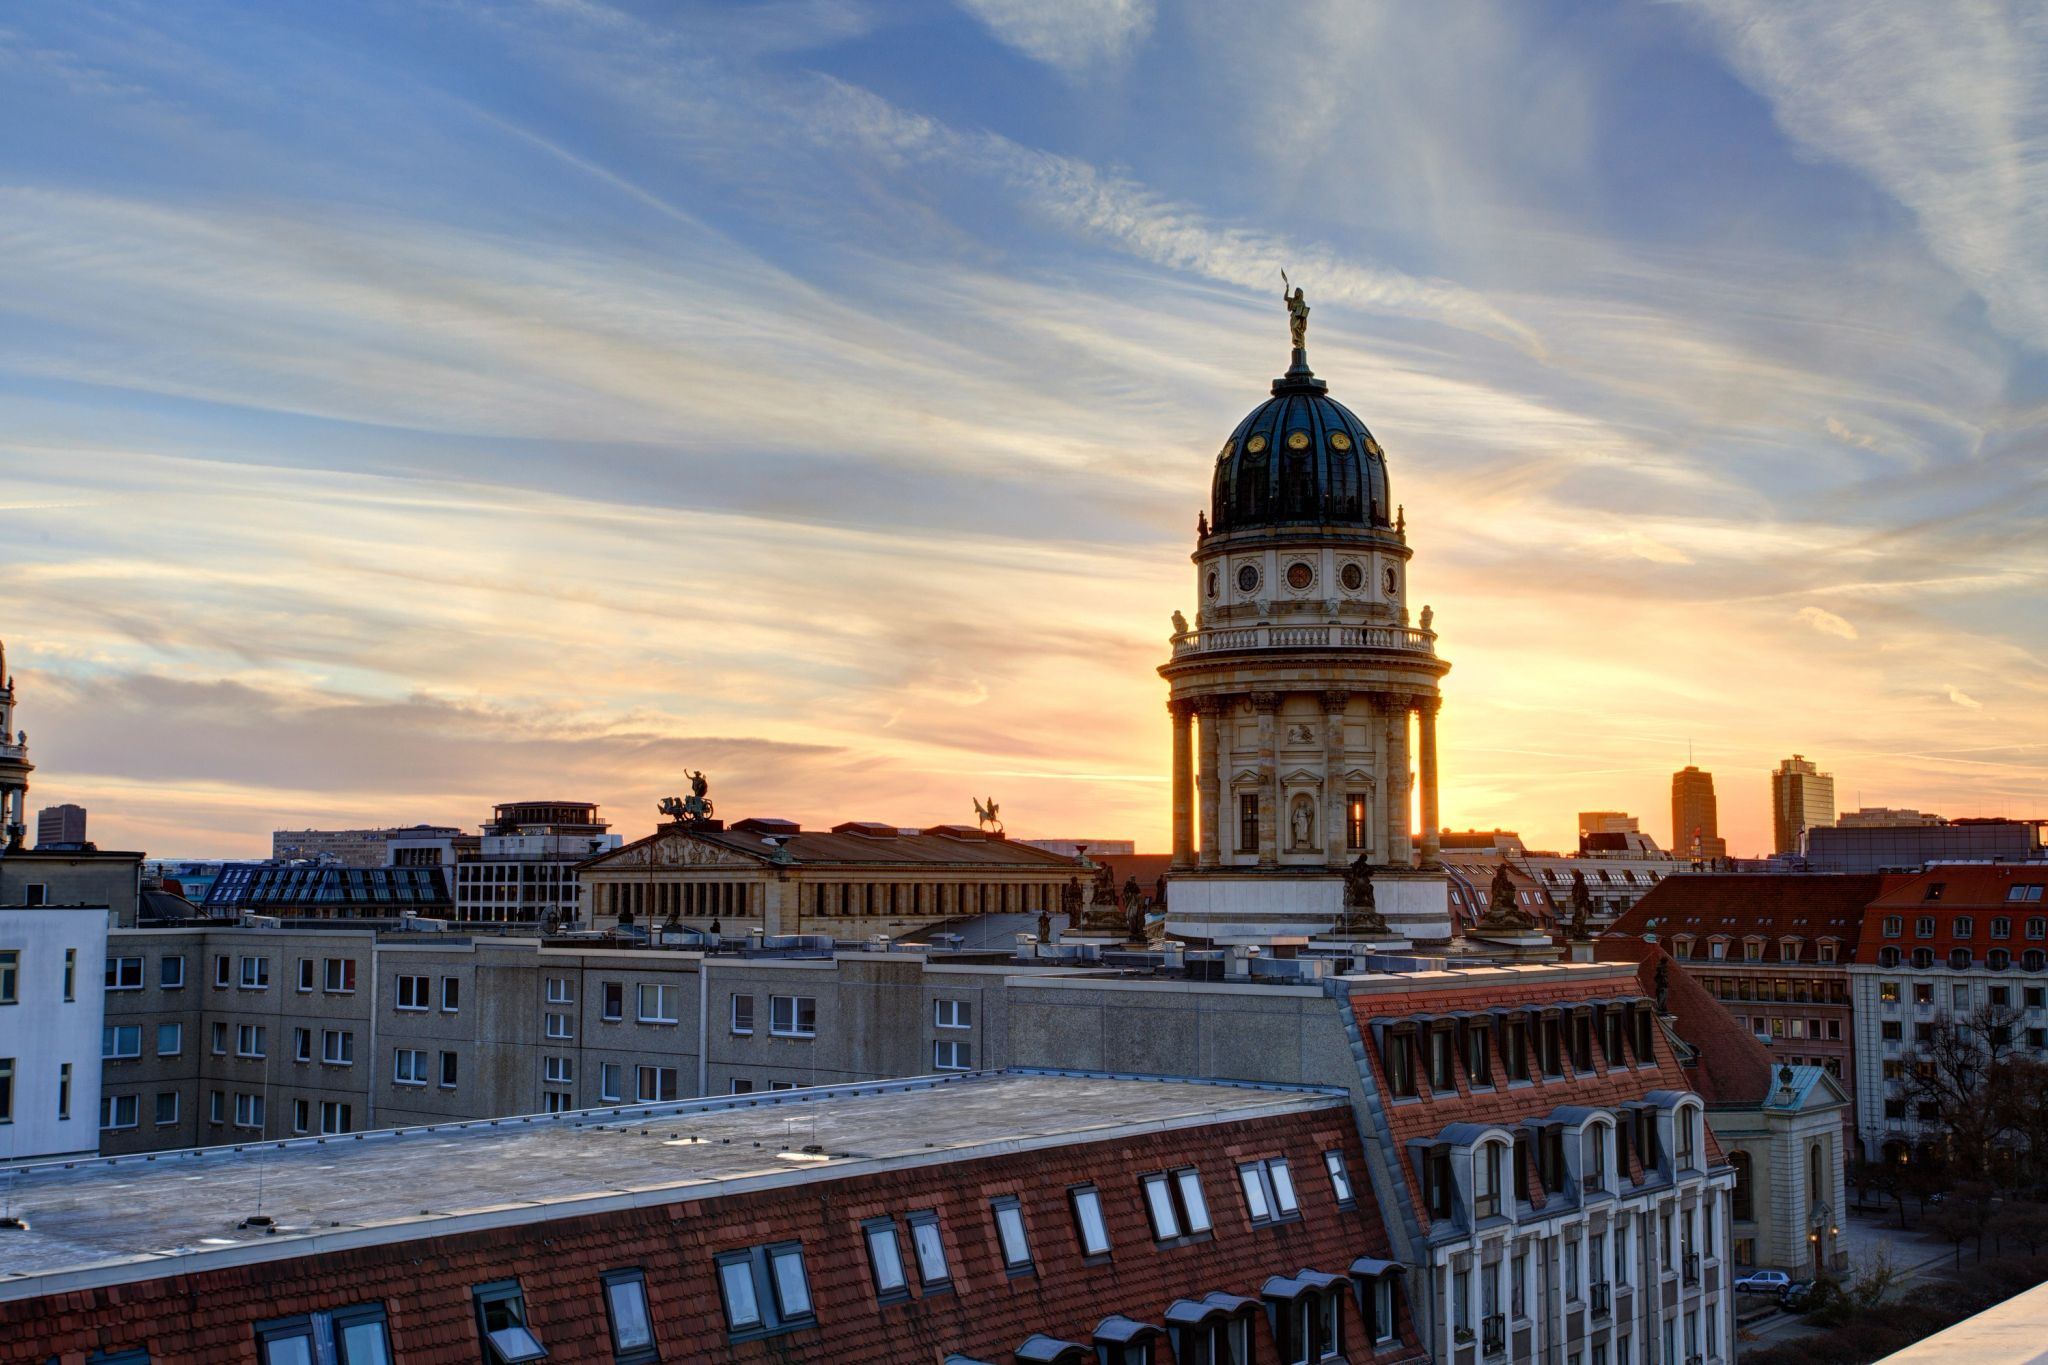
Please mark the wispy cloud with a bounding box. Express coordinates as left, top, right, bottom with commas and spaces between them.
957, 0, 1154, 71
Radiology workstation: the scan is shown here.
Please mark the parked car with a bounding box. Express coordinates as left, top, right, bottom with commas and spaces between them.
1779, 1280, 1819, 1311
1734, 1269, 1791, 1294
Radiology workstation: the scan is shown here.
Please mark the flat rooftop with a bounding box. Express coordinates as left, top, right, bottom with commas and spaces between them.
0, 1070, 1343, 1296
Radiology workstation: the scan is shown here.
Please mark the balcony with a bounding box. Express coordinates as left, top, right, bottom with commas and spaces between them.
1481, 1314, 1507, 1355
1170, 623, 1437, 658
1590, 1282, 1611, 1318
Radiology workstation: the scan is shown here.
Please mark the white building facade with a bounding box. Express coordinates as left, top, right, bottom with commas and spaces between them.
0, 906, 108, 1161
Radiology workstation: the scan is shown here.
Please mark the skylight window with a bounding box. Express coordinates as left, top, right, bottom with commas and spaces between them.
1070, 1184, 1111, 1257
863, 1218, 908, 1298
993, 1196, 1033, 1271
1141, 1167, 1212, 1241
1239, 1157, 1300, 1225
908, 1212, 950, 1288
715, 1243, 816, 1339
471, 1281, 546, 1364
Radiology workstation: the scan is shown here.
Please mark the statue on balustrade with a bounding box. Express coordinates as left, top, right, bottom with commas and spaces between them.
1336, 854, 1390, 936
1568, 869, 1594, 940
1080, 861, 1127, 933
1474, 862, 1538, 932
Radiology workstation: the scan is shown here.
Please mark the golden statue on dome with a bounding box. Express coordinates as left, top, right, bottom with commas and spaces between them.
1282, 270, 1310, 350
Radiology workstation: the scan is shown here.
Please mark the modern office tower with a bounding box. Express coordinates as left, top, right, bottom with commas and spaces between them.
1771, 755, 1836, 856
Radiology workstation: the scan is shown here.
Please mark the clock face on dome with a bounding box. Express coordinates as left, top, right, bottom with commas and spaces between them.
1286, 561, 1314, 591
1330, 431, 1353, 451
1237, 563, 1260, 594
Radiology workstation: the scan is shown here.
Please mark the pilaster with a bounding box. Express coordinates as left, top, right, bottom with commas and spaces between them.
1250, 691, 1280, 868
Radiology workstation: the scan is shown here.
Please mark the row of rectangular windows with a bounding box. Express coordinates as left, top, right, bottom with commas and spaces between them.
1882, 912, 2047, 938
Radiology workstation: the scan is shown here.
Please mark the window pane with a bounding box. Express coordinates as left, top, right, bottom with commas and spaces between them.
263, 1336, 315, 1365
771, 1248, 812, 1317
719, 1260, 762, 1328
338, 1320, 393, 1365
606, 1279, 653, 1349
996, 1205, 1030, 1266
1176, 1169, 1211, 1232
866, 1225, 906, 1291
1075, 1188, 1109, 1254
912, 1220, 948, 1281
1325, 1151, 1353, 1202
1240, 1165, 1272, 1220
1144, 1175, 1181, 1237
1270, 1159, 1299, 1213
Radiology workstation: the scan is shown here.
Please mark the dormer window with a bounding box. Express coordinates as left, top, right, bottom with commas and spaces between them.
1463, 1021, 1493, 1087
1818, 941, 1837, 964
1584, 1122, 1610, 1190
1383, 1030, 1417, 1098
1429, 1029, 1457, 1092
1502, 1017, 1532, 1082
1675, 1110, 1698, 1170
1473, 1142, 1504, 1219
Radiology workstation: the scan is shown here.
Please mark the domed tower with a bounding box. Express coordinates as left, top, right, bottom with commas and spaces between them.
1159, 297, 1451, 942
0, 639, 33, 852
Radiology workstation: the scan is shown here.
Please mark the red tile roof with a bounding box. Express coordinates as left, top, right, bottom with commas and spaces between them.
1347, 967, 1708, 1229
1852, 864, 2048, 960
0, 1085, 1424, 1365
1606, 873, 1906, 963
1595, 937, 1776, 1108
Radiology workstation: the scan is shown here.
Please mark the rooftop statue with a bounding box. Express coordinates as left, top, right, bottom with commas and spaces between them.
1568, 869, 1594, 940
1282, 271, 1310, 351
1475, 861, 1538, 932
974, 796, 1003, 834
659, 771, 716, 826
1338, 854, 1390, 936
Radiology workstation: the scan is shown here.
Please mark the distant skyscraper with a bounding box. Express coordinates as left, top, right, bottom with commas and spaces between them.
1771, 754, 1836, 855
36, 802, 87, 847
1669, 767, 1726, 860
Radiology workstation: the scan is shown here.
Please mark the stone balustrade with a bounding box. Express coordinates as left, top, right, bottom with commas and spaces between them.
1170, 623, 1436, 657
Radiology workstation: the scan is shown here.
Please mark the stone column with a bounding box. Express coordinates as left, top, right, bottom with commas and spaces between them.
1419, 695, 1442, 866
1251, 691, 1280, 867
1322, 690, 1350, 867
1385, 693, 1411, 866
1169, 699, 1195, 868
1197, 698, 1223, 867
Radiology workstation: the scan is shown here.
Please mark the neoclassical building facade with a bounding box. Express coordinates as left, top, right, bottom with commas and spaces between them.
1161, 324, 1451, 941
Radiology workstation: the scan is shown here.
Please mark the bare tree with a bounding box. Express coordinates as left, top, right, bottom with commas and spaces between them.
1899, 1001, 2024, 1177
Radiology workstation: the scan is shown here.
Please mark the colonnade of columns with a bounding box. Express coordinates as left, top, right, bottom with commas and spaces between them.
1166, 691, 1441, 870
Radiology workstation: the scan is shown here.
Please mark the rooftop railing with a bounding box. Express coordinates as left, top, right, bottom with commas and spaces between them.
1170, 623, 1436, 658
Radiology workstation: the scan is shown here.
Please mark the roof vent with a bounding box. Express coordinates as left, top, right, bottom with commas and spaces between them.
733, 817, 802, 837
832, 821, 899, 838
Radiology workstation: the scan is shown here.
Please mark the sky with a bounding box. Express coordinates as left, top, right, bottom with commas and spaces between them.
1, 1, 2044, 860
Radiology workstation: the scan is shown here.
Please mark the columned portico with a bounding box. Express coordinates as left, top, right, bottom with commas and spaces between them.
1321, 690, 1349, 869
1196, 700, 1222, 866
1385, 694, 1411, 867
1419, 697, 1442, 866
1168, 700, 1195, 868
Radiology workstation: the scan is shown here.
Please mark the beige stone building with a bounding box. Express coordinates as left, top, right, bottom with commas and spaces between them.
577, 818, 1080, 936
1157, 325, 1452, 942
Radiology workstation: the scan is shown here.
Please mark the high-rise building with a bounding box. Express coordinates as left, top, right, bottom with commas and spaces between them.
36, 802, 87, 847
1771, 755, 1836, 855
1670, 767, 1727, 860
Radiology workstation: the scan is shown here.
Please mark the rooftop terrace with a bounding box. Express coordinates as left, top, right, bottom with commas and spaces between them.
0, 1070, 1345, 1297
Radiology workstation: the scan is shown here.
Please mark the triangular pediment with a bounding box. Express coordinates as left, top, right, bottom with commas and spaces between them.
590, 830, 763, 871
1342, 768, 1377, 787
1280, 768, 1323, 786
1230, 768, 1263, 786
